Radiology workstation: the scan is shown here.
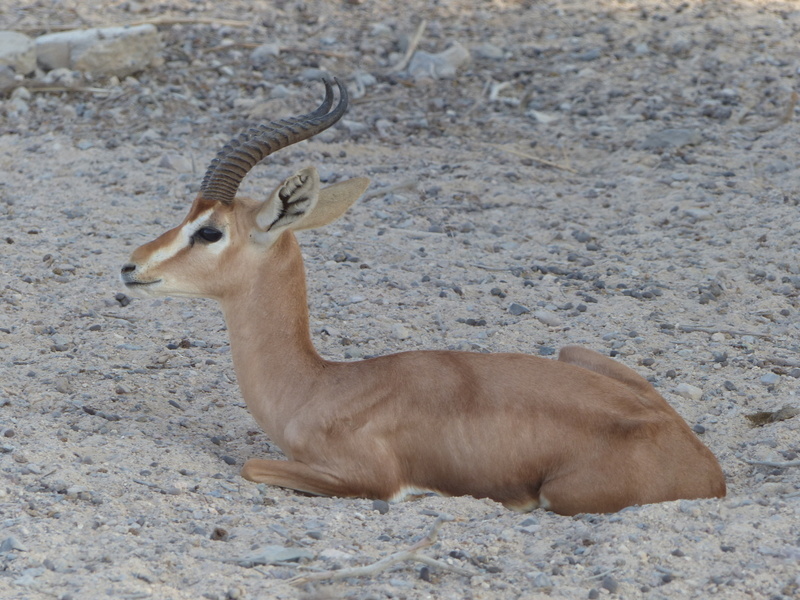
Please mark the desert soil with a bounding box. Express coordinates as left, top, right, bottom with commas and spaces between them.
1, 0, 799, 599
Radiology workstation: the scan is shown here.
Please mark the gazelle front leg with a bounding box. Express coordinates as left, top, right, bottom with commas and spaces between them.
241, 458, 366, 499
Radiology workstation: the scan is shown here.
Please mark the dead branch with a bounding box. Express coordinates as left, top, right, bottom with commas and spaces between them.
287, 515, 477, 585
491, 144, 579, 174
676, 325, 771, 339
126, 16, 251, 28
742, 458, 800, 468
389, 20, 427, 73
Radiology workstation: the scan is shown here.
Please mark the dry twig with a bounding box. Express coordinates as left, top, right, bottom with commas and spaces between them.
491, 144, 579, 174
742, 458, 800, 468
126, 16, 251, 28
389, 20, 427, 73
676, 325, 771, 339
287, 515, 477, 585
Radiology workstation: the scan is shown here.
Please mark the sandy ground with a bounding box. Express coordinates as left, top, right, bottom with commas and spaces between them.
1, 0, 799, 598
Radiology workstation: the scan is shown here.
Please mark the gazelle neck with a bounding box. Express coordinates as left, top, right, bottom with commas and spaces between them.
218, 231, 324, 435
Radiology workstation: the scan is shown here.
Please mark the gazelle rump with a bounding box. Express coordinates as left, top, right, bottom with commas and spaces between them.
121, 79, 725, 515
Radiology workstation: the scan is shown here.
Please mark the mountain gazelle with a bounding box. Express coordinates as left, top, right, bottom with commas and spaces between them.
121, 79, 725, 515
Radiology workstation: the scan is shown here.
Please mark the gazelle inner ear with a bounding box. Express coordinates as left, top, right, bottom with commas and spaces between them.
255, 166, 321, 232
293, 177, 370, 231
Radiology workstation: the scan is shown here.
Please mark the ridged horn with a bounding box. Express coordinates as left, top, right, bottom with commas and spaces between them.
199, 78, 348, 205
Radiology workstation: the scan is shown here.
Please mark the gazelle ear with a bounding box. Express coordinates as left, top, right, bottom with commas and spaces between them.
293, 176, 370, 231
256, 166, 321, 233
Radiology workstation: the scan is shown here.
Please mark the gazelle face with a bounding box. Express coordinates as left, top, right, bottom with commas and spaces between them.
119, 80, 368, 302
121, 195, 245, 299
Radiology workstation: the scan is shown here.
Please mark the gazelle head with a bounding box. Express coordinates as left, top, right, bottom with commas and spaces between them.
120, 79, 369, 300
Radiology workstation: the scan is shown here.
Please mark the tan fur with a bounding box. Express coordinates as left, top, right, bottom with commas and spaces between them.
122, 167, 726, 516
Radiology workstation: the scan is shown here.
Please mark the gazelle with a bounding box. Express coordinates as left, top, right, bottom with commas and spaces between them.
121, 79, 725, 515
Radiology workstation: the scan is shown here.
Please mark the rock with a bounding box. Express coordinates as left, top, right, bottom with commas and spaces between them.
601, 575, 619, 593
0, 31, 36, 75
533, 310, 561, 327
158, 153, 193, 172
0, 536, 26, 552
36, 24, 162, 77
473, 42, 504, 60
236, 545, 314, 567
508, 302, 530, 316
408, 41, 470, 80
683, 208, 712, 221
760, 372, 780, 386
249, 42, 280, 67
640, 128, 701, 151
372, 499, 390, 514
674, 383, 703, 401
390, 323, 412, 340
0, 64, 17, 94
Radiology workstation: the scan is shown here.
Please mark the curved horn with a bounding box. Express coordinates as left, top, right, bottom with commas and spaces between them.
199, 78, 348, 205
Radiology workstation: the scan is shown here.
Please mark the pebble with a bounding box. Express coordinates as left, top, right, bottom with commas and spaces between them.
760, 372, 780, 385
249, 42, 280, 66
235, 545, 314, 567
0, 30, 36, 75
601, 575, 619, 593
473, 42, 504, 60
674, 383, 703, 401
640, 128, 701, 150
533, 310, 561, 327
0, 536, 26, 552
508, 302, 530, 316
390, 324, 412, 340
372, 499, 390, 514
158, 153, 193, 172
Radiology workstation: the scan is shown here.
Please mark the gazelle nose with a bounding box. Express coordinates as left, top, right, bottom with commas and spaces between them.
121, 263, 136, 275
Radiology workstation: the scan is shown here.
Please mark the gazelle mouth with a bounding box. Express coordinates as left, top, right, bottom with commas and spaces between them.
124, 279, 162, 287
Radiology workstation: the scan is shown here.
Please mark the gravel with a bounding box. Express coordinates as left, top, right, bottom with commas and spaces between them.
1, 1, 799, 599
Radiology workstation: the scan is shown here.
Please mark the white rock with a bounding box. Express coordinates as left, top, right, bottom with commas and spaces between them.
533, 310, 561, 327
249, 42, 280, 66
158, 153, 193, 172
473, 42, 504, 60
390, 324, 412, 340
674, 383, 703, 401
408, 41, 471, 80
0, 31, 36, 75
36, 24, 162, 77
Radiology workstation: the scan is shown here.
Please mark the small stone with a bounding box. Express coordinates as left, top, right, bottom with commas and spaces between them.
221, 455, 237, 466
641, 128, 701, 151
533, 310, 561, 326
760, 372, 781, 385
115, 293, 131, 307
531, 572, 553, 587
236, 545, 314, 567
0, 536, 26, 552
158, 153, 192, 172
692, 424, 706, 434
372, 499, 390, 514
249, 42, 280, 66
473, 42, 504, 60
601, 575, 619, 593
674, 383, 703, 401
0, 31, 36, 75
390, 324, 412, 340
508, 302, 530, 316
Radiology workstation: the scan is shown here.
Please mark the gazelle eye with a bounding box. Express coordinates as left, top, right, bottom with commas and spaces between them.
196, 227, 223, 243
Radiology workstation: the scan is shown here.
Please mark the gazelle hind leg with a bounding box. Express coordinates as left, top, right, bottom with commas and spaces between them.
241, 458, 357, 498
